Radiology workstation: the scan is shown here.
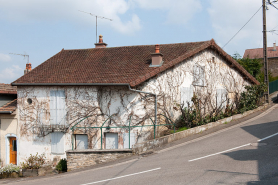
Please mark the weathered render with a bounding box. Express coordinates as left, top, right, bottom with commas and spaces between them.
13, 39, 258, 165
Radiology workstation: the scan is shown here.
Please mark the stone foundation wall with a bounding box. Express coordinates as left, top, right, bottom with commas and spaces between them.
66, 149, 133, 171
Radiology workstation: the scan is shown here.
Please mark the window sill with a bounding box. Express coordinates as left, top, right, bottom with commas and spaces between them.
51, 153, 65, 155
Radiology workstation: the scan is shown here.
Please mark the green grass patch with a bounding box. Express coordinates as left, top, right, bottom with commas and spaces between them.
170, 127, 188, 134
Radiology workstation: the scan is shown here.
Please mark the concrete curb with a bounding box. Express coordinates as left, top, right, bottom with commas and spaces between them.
132, 104, 268, 154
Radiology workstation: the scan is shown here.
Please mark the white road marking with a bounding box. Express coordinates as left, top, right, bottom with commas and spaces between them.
80, 167, 161, 185
189, 131, 278, 162
188, 143, 251, 162
258, 132, 278, 142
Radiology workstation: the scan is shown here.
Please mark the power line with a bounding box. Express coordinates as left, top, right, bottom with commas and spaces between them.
222, 6, 262, 49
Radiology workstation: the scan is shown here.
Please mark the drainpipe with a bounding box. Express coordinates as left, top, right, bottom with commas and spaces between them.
128, 85, 157, 137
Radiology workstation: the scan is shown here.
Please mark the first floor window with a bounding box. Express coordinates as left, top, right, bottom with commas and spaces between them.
193, 64, 205, 86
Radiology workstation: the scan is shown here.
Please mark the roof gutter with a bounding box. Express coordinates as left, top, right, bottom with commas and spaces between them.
11, 83, 131, 86
0, 111, 13, 114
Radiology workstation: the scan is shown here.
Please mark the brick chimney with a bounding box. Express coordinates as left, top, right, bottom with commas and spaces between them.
151, 44, 163, 66
273, 43, 276, 51
95, 35, 107, 48
24, 63, 32, 74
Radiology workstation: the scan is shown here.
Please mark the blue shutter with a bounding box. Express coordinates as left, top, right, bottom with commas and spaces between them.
181, 86, 193, 108
51, 132, 64, 154
56, 90, 66, 125
123, 133, 136, 149
76, 135, 88, 149
216, 89, 227, 108
50, 91, 57, 124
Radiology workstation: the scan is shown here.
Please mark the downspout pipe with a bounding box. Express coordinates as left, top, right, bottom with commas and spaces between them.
128, 85, 157, 135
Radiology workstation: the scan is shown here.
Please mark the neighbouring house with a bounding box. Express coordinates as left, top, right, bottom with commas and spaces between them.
0, 84, 18, 166
243, 43, 278, 76
12, 36, 259, 165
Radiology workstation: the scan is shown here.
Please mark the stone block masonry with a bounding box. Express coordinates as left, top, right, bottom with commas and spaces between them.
66, 149, 133, 171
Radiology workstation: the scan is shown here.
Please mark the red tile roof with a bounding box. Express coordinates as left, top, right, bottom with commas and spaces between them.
243, 47, 278, 59
12, 39, 259, 86
0, 99, 17, 113
0, 84, 17, 94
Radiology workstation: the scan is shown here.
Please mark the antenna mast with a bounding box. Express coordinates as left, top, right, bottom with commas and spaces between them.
9, 53, 29, 64
78, 10, 112, 43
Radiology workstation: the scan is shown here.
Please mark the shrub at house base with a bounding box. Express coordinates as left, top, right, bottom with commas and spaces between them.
21, 153, 46, 177
177, 84, 266, 130
0, 164, 20, 179
56, 158, 67, 173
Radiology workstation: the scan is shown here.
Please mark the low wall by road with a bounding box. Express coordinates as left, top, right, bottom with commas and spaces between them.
66, 149, 133, 171
132, 104, 268, 154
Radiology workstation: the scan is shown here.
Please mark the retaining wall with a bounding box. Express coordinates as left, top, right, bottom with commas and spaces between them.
66, 149, 133, 171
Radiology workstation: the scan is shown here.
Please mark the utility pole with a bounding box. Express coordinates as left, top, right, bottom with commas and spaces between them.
263, 0, 269, 103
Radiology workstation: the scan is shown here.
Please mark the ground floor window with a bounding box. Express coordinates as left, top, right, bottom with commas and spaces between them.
105, 133, 118, 149
51, 132, 64, 154
75, 134, 88, 149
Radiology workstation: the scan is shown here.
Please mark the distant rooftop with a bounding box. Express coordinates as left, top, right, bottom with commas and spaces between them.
243, 43, 278, 59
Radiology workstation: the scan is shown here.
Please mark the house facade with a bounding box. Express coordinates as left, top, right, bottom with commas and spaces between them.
0, 84, 18, 166
12, 37, 259, 164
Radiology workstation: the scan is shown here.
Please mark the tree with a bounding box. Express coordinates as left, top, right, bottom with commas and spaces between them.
232, 53, 263, 82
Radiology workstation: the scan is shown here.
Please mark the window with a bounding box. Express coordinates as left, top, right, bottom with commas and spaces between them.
50, 90, 66, 125
51, 132, 64, 154
105, 133, 118, 149
180, 86, 193, 108
75, 134, 88, 150
216, 88, 227, 109
193, 64, 205, 86
123, 133, 136, 149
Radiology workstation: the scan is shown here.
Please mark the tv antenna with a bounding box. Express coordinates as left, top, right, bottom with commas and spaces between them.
78, 10, 112, 43
9, 53, 29, 64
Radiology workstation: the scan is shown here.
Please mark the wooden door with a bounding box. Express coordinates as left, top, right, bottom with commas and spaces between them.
9, 137, 17, 165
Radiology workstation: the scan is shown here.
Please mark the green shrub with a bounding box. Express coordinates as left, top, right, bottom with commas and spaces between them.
21, 153, 45, 169
56, 158, 67, 172
238, 84, 266, 113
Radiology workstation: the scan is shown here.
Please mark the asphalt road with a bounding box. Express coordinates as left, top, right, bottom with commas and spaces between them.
3, 104, 278, 185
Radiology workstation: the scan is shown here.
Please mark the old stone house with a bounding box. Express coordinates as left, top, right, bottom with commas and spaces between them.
0, 84, 18, 166
243, 43, 278, 77
12, 36, 258, 164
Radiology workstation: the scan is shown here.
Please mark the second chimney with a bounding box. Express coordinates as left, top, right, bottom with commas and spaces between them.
274, 43, 276, 51
24, 63, 32, 74
151, 44, 163, 66
95, 35, 107, 48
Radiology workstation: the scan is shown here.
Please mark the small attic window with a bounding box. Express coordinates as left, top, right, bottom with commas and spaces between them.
212, 57, 215, 62
27, 98, 32, 105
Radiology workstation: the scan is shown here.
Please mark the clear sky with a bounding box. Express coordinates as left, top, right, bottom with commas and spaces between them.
1, 0, 278, 84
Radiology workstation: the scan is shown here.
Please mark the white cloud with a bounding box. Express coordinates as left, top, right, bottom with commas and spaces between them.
134, 0, 202, 24
208, 0, 278, 55
0, 65, 23, 83
0, 53, 11, 62
0, 0, 141, 34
